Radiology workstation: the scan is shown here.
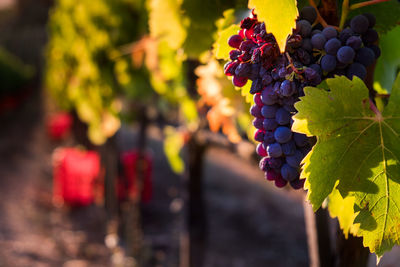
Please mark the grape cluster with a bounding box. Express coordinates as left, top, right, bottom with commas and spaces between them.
223, 8, 380, 190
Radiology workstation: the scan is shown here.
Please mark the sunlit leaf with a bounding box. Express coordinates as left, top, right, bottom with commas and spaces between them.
248, 0, 298, 52
293, 75, 400, 257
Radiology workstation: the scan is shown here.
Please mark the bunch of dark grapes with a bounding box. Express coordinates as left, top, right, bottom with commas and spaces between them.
223, 7, 380, 190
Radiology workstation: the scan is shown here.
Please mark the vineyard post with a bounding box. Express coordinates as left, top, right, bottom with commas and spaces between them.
123, 105, 149, 262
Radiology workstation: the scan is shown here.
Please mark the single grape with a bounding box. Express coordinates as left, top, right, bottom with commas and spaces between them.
228, 34, 242, 49
232, 75, 248, 87
235, 62, 252, 77
322, 27, 337, 40
337, 46, 355, 64
290, 179, 305, 190
346, 36, 362, 50
250, 78, 263, 94
264, 131, 275, 144
296, 20, 312, 37
363, 13, 376, 28
239, 40, 255, 52
281, 164, 299, 182
350, 15, 369, 34
300, 6, 317, 24
261, 85, 278, 105
286, 150, 304, 168
254, 129, 265, 142
254, 93, 263, 107
339, 28, 354, 43
301, 38, 313, 52
267, 143, 283, 157
294, 133, 309, 147
263, 118, 278, 131
274, 126, 292, 143
311, 33, 327, 50
262, 73, 273, 86
252, 117, 264, 129
224, 61, 238, 76
267, 157, 284, 169
259, 157, 269, 171
229, 50, 241, 60
275, 108, 291, 125
311, 29, 322, 36
346, 63, 367, 80
266, 169, 280, 181
369, 45, 381, 58
250, 104, 262, 118
321, 55, 337, 72
324, 38, 341, 55
282, 140, 296, 156
261, 105, 278, 118
279, 80, 295, 97
355, 47, 375, 67
274, 175, 288, 188
362, 29, 378, 45
256, 143, 268, 157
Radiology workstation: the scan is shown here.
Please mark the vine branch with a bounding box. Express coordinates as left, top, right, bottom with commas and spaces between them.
350, 0, 390, 10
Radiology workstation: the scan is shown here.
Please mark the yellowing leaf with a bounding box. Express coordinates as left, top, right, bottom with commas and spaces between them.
213, 24, 241, 60
293, 75, 400, 257
147, 0, 187, 50
164, 127, 185, 174
248, 0, 298, 52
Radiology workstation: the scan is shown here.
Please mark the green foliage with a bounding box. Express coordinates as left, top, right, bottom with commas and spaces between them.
163, 126, 185, 174
248, 0, 298, 52
45, 0, 147, 145
374, 26, 400, 94
293, 75, 400, 257
0, 47, 34, 96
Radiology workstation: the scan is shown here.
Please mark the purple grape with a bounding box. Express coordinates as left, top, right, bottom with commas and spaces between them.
261, 85, 278, 105
296, 20, 312, 37
267, 157, 284, 169
355, 47, 375, 67
282, 140, 296, 156
290, 179, 305, 190
281, 164, 299, 182
369, 45, 381, 58
254, 93, 263, 107
362, 29, 378, 45
261, 105, 278, 118
286, 150, 304, 168
264, 131, 275, 144
274, 126, 292, 143
322, 27, 337, 40
294, 133, 309, 147
321, 55, 337, 72
252, 117, 264, 129
263, 118, 278, 131
339, 28, 354, 43
300, 6, 317, 24
250, 104, 262, 118
346, 63, 367, 80
250, 78, 263, 94
324, 38, 341, 55
254, 130, 265, 142
337, 46, 355, 64
256, 143, 268, 157
311, 33, 327, 50
363, 13, 376, 28
350, 15, 369, 34
267, 143, 283, 157
228, 34, 242, 49
232, 75, 248, 87
275, 108, 291, 125
346, 36, 362, 50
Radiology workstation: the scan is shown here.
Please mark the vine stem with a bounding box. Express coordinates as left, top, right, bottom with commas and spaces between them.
350, 0, 390, 10
369, 98, 382, 118
339, 0, 350, 29
308, 0, 329, 27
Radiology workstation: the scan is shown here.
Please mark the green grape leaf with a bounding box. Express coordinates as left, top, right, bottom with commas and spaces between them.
164, 126, 185, 174
293, 75, 400, 257
374, 26, 400, 94
213, 24, 241, 60
248, 0, 298, 52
